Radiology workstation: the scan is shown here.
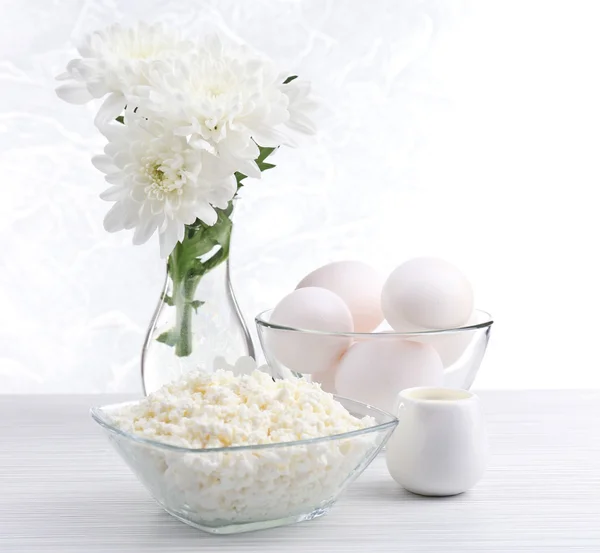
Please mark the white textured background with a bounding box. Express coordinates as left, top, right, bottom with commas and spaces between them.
1, 0, 599, 393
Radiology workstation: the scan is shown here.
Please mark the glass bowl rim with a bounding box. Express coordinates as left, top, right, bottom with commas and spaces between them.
255, 308, 493, 337
90, 395, 398, 454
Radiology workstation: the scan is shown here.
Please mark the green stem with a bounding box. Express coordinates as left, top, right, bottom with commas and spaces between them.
166, 222, 231, 358
169, 241, 197, 358
174, 275, 200, 357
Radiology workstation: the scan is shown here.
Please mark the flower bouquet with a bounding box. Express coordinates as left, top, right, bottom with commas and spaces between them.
56, 23, 317, 392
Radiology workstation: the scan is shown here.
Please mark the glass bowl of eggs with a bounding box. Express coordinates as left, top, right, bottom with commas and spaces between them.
255, 258, 493, 414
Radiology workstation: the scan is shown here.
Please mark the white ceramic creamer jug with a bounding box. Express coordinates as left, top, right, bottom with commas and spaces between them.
385, 387, 488, 496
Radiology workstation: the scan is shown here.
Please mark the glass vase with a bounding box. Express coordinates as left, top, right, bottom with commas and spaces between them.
141, 207, 254, 395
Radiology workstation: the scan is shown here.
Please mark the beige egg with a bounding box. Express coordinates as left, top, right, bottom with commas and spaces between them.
382, 257, 474, 331
297, 260, 385, 332
268, 287, 353, 375
311, 365, 339, 394
335, 339, 444, 413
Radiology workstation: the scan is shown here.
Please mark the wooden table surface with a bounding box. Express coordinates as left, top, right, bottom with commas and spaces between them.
1, 391, 599, 552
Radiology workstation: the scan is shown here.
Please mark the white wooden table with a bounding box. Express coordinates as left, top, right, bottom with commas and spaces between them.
1, 391, 599, 552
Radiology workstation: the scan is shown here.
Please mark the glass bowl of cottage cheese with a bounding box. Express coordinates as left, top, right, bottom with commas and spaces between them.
90, 369, 397, 534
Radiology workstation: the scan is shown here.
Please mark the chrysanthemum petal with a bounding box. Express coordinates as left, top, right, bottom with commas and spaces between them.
103, 202, 128, 232
132, 215, 158, 245
159, 222, 182, 258
192, 202, 218, 226
287, 113, 318, 134
105, 172, 124, 185
252, 125, 295, 148
92, 155, 117, 174
94, 92, 126, 129
207, 175, 236, 209
55, 83, 93, 104
99, 185, 125, 201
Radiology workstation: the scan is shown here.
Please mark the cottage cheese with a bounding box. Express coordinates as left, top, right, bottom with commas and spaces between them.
109, 369, 379, 525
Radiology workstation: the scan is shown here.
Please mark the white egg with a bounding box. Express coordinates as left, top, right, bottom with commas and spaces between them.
411, 311, 485, 368
381, 257, 474, 330
267, 287, 353, 375
297, 260, 385, 332
311, 365, 338, 394
335, 339, 444, 413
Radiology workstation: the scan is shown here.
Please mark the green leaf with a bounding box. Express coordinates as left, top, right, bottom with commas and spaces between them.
177, 210, 231, 268
233, 146, 277, 191
257, 161, 276, 171
173, 207, 233, 279
181, 233, 219, 260
235, 171, 247, 192
257, 145, 276, 163
256, 146, 277, 172
222, 200, 234, 218
190, 300, 204, 313
197, 243, 229, 274
187, 263, 207, 279
203, 212, 232, 248
156, 329, 179, 347
283, 75, 298, 84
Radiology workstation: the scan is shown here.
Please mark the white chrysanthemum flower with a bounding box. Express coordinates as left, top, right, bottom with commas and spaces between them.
135, 36, 315, 177
92, 114, 236, 257
57, 25, 318, 259
56, 22, 188, 127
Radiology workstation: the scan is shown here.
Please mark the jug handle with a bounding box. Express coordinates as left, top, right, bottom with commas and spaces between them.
392, 394, 406, 417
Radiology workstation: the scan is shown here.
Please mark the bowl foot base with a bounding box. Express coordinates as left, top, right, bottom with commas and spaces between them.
161, 503, 333, 534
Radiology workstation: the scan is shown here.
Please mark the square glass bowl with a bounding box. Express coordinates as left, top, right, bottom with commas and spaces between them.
91, 397, 397, 534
